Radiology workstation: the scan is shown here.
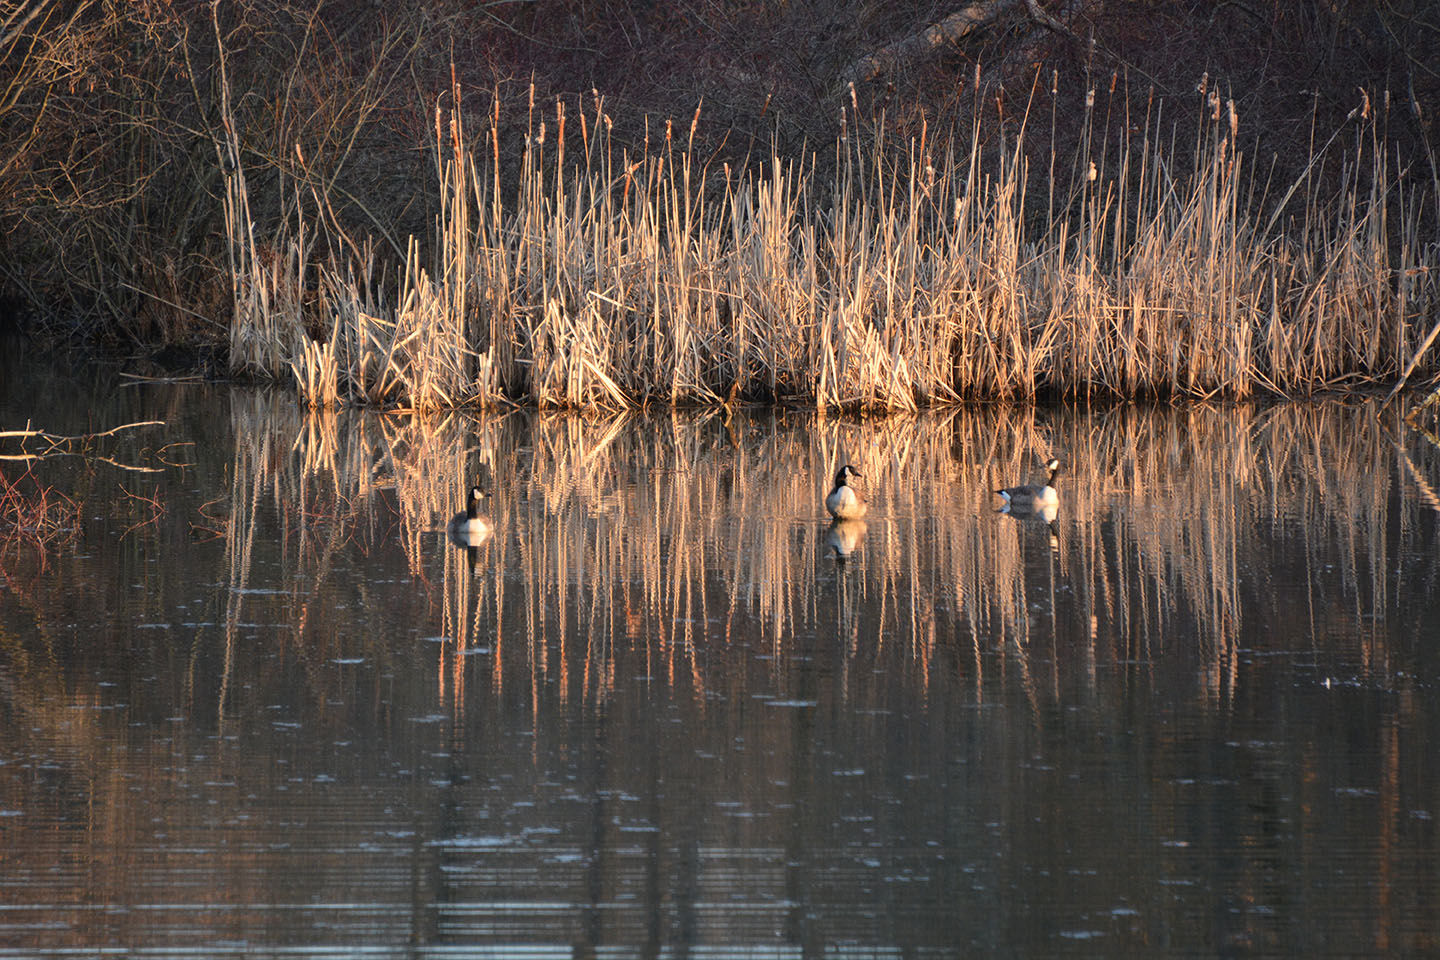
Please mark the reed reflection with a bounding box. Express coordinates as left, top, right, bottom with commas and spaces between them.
3, 389, 1440, 954
221, 397, 1440, 718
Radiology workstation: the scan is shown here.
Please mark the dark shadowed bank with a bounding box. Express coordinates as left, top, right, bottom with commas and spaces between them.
1, 0, 1437, 409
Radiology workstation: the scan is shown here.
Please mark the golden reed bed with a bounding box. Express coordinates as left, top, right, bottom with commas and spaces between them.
222, 81, 1439, 411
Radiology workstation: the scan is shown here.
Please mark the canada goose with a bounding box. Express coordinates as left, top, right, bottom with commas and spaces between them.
996, 458, 1061, 507
447, 485, 492, 546
825, 464, 868, 519
825, 518, 868, 561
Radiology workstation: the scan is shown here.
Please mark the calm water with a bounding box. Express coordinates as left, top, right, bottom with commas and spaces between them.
2, 346, 1439, 957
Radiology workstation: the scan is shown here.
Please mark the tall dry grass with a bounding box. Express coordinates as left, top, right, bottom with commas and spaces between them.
228, 77, 1440, 410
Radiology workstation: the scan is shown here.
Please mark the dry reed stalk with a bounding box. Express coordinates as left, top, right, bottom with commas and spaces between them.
290, 336, 339, 408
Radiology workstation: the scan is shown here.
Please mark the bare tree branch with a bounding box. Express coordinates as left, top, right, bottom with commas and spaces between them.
841, 0, 1022, 88
1024, 0, 1081, 41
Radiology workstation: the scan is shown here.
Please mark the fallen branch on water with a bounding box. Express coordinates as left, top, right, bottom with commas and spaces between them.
0, 420, 165, 472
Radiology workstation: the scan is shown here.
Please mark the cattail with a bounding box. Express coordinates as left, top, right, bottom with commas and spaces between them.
1196, 72, 1208, 96
1228, 99, 1237, 139
1359, 88, 1371, 121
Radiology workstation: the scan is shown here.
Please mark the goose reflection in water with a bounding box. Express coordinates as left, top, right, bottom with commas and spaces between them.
997, 498, 1060, 543
825, 518, 868, 562
447, 519, 493, 549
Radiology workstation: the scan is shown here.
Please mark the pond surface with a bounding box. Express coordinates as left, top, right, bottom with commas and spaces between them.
2, 343, 1439, 957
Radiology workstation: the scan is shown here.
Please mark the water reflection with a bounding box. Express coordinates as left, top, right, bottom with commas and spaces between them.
2, 366, 1440, 956
824, 518, 868, 561
998, 498, 1060, 544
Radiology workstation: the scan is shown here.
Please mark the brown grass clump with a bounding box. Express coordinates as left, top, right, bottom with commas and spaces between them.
0, 466, 79, 555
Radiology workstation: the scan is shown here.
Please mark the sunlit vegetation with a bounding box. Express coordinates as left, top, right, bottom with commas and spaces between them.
1, 3, 1436, 410
226, 81, 1440, 410
0, 466, 79, 556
